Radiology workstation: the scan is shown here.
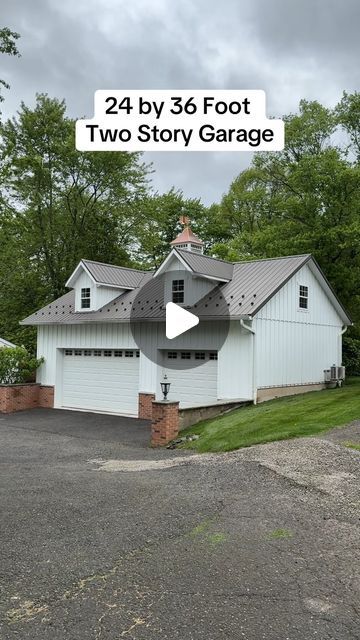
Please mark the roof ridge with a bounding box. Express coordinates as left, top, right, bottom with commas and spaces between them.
233, 254, 312, 265
175, 248, 233, 266
82, 259, 148, 274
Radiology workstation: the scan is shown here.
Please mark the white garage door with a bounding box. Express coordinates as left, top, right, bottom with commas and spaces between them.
61, 348, 140, 415
163, 350, 218, 407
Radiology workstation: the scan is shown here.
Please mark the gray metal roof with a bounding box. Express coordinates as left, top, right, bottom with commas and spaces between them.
21, 253, 351, 326
174, 249, 233, 281
82, 259, 147, 288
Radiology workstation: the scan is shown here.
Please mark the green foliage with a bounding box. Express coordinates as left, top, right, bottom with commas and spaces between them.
0, 346, 43, 384
342, 337, 360, 376
0, 94, 149, 347
182, 378, 360, 452
211, 96, 360, 333
0, 27, 20, 106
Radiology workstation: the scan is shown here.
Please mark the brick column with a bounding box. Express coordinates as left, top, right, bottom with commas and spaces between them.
39, 386, 55, 408
151, 401, 180, 447
138, 392, 155, 419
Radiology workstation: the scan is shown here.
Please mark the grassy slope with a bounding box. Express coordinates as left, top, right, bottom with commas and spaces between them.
183, 377, 360, 453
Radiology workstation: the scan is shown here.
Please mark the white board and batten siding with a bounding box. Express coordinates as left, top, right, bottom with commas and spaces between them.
254, 263, 345, 389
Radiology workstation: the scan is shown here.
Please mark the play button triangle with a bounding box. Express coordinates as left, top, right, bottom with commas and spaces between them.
166, 302, 199, 339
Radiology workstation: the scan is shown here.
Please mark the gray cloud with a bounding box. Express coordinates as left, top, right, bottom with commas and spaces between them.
1, 0, 358, 205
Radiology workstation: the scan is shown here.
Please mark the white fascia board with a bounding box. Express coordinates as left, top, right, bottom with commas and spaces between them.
153, 249, 193, 278
94, 281, 134, 290
307, 259, 352, 325
65, 261, 97, 288
192, 272, 230, 283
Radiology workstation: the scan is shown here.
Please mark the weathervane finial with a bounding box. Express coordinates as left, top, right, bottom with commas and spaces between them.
179, 215, 190, 227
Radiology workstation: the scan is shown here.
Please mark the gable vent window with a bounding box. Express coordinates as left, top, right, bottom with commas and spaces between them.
81, 287, 91, 309
195, 352, 205, 360
172, 279, 184, 304
299, 285, 309, 310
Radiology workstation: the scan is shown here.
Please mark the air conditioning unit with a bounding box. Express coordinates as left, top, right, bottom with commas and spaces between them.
324, 364, 346, 388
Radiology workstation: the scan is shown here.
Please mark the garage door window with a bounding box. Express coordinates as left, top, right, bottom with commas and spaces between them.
65, 349, 73, 356
209, 352, 218, 360
74, 349, 82, 356
104, 350, 112, 357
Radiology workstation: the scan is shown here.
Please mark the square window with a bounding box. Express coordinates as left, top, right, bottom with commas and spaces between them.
74, 349, 82, 356
104, 350, 112, 357
84, 349, 92, 356
93, 350, 102, 356
209, 352, 218, 360
114, 350, 123, 357
125, 350, 134, 357
81, 287, 91, 310
181, 352, 191, 360
195, 352, 205, 360
65, 349, 73, 356
172, 279, 184, 304
167, 352, 177, 359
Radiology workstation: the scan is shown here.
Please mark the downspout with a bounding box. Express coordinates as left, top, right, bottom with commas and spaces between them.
240, 318, 257, 405
340, 325, 348, 365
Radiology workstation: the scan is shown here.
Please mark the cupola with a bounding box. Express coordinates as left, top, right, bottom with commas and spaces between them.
170, 217, 204, 254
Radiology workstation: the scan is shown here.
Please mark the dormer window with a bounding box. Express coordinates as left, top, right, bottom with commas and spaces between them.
299, 285, 308, 310
172, 279, 184, 304
81, 287, 91, 309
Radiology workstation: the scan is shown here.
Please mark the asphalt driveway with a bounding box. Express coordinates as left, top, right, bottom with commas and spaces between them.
0, 409, 359, 639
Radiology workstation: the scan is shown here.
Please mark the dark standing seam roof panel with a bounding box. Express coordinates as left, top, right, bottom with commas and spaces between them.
22, 253, 350, 325
82, 259, 148, 288
174, 249, 234, 281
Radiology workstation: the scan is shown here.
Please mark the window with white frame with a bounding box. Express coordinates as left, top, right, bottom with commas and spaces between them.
299, 285, 309, 310
81, 287, 91, 309
172, 279, 184, 304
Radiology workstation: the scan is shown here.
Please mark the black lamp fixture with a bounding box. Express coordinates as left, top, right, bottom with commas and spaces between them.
160, 375, 171, 401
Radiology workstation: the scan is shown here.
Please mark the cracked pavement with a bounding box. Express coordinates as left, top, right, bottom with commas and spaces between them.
0, 409, 359, 639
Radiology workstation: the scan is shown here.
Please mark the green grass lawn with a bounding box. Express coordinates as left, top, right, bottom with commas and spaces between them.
182, 377, 360, 453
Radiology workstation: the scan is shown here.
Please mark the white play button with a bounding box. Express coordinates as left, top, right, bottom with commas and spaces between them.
166, 302, 199, 339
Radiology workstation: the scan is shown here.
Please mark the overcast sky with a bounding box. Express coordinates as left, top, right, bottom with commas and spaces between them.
1, 0, 359, 205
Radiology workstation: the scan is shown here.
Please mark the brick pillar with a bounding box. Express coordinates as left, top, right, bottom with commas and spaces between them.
39, 386, 55, 408
138, 392, 155, 419
151, 401, 180, 447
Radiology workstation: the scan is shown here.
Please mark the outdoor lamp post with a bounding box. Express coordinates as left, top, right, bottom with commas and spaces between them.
160, 375, 171, 401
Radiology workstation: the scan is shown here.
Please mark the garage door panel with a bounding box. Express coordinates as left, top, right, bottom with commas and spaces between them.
61, 349, 139, 415
163, 351, 218, 407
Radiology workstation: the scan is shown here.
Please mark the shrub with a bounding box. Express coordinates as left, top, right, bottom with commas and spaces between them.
0, 346, 44, 384
342, 337, 360, 376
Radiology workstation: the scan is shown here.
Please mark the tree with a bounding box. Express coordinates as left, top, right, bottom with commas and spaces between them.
0, 27, 20, 108
0, 94, 150, 348
213, 97, 360, 332
134, 189, 207, 268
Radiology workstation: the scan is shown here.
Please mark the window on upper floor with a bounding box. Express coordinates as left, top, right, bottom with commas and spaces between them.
172, 279, 184, 304
81, 287, 91, 309
299, 285, 309, 310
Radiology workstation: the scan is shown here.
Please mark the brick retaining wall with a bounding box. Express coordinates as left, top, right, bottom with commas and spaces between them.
0, 384, 55, 413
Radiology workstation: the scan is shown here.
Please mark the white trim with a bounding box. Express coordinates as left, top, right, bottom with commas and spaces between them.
307, 260, 351, 325
153, 249, 193, 278
0, 337, 16, 348
95, 282, 134, 290
192, 272, 230, 283
65, 261, 97, 288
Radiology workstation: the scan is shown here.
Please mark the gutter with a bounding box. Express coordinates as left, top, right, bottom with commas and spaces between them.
240, 318, 257, 404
